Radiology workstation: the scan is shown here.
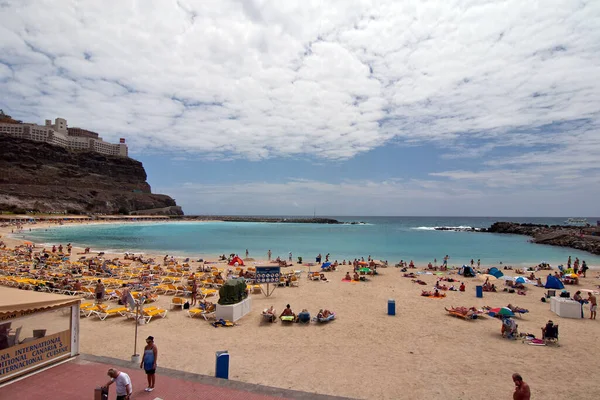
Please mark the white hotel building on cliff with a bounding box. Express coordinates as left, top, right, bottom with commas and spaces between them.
0, 111, 128, 157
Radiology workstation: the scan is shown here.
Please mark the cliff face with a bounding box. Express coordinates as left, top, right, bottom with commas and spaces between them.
484, 222, 600, 255
0, 136, 183, 215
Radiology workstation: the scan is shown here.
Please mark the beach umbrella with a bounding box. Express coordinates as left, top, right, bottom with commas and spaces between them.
489, 267, 504, 278
359, 267, 371, 273
567, 273, 579, 278
515, 277, 529, 284
357, 261, 368, 266
488, 307, 514, 317
321, 262, 332, 269
477, 274, 497, 282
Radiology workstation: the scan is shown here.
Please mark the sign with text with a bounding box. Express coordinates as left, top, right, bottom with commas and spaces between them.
0, 330, 71, 383
255, 266, 281, 284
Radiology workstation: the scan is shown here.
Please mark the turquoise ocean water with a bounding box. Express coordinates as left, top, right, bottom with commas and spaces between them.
19, 216, 600, 267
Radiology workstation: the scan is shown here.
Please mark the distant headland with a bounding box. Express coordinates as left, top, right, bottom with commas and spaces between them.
435, 221, 600, 256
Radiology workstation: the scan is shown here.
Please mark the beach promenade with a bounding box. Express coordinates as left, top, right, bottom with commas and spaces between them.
1, 354, 353, 400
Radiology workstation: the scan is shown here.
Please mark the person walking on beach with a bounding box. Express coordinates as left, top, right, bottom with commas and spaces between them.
95, 279, 105, 304
245, 249, 249, 258
443, 255, 449, 267
477, 259, 481, 268
104, 368, 132, 400
190, 278, 198, 306
589, 292, 597, 320
141, 336, 158, 392
267, 249, 271, 261
289, 252, 292, 262
512, 373, 530, 400
581, 260, 588, 277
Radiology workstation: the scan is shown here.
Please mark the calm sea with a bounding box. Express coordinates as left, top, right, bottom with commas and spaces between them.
19, 216, 600, 267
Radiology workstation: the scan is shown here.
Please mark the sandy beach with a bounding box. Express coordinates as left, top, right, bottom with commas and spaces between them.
2, 220, 600, 399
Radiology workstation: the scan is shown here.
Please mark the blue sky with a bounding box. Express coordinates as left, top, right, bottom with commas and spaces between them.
1, 1, 600, 216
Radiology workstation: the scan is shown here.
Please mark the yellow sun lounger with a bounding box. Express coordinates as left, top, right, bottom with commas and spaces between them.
83, 304, 108, 317
170, 297, 187, 310
187, 306, 215, 320
199, 288, 217, 299
95, 307, 129, 320
142, 307, 168, 323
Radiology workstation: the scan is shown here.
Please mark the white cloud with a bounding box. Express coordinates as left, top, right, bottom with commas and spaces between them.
0, 0, 598, 164
156, 177, 600, 216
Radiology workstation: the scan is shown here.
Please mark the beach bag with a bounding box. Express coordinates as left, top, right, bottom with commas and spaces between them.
183, 301, 190, 309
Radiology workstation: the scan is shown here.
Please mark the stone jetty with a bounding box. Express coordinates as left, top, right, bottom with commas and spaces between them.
482, 222, 600, 255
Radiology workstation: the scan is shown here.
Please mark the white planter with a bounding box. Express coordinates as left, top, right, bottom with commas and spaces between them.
215, 297, 252, 322
131, 354, 141, 364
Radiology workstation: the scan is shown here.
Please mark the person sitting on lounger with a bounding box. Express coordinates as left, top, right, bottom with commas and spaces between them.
297, 309, 310, 323
262, 306, 276, 322
317, 309, 333, 319
542, 320, 557, 339
280, 304, 296, 320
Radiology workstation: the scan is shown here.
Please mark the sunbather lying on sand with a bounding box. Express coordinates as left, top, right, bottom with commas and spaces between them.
317, 309, 333, 319
403, 273, 416, 278
445, 306, 478, 317
412, 279, 427, 285
507, 304, 528, 313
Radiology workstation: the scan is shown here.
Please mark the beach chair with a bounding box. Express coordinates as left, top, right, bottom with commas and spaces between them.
142, 306, 168, 323
280, 315, 296, 323
543, 325, 559, 346
83, 304, 108, 317
188, 303, 215, 320
314, 312, 336, 323
170, 297, 187, 310
95, 306, 129, 320
297, 311, 310, 324
199, 288, 217, 300
261, 309, 277, 323
251, 284, 262, 294
290, 275, 299, 287
7, 326, 22, 346
79, 302, 95, 316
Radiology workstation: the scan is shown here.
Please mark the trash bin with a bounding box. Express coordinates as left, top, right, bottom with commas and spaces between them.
94, 386, 108, 400
476, 285, 483, 298
388, 299, 395, 316
215, 350, 229, 379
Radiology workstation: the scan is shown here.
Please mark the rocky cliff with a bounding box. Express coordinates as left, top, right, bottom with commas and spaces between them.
0, 136, 182, 215
484, 222, 600, 255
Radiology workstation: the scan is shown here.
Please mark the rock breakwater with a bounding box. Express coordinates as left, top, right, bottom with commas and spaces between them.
483, 222, 600, 255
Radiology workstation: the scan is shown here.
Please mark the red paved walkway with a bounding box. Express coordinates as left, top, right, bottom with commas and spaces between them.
1, 358, 288, 400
